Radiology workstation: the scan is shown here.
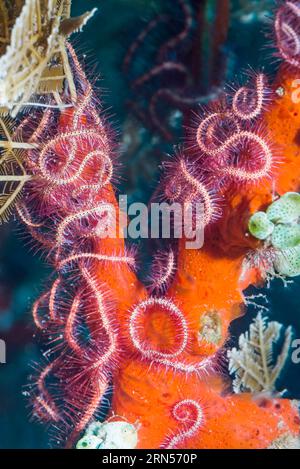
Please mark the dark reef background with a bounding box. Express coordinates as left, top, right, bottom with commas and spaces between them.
0, 0, 299, 448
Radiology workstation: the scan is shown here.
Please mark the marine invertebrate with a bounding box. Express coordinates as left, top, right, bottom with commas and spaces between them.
128, 297, 214, 375
0, 0, 97, 115
108, 0, 300, 449
0, 117, 32, 222
160, 399, 204, 449
194, 73, 276, 186
159, 153, 221, 226
247, 192, 300, 278
76, 418, 139, 450
111, 358, 300, 449
275, 0, 300, 69
147, 247, 176, 294
267, 192, 300, 224
157, 72, 276, 236
269, 431, 300, 449
123, 0, 229, 141
231, 73, 270, 121
268, 245, 300, 278
228, 312, 292, 394
197, 310, 223, 347
248, 211, 275, 239
1, 42, 139, 445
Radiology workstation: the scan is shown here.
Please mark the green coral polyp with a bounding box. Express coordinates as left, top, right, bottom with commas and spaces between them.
248, 211, 274, 240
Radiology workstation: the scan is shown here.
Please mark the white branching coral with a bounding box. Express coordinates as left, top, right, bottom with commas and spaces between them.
0, 0, 97, 115
227, 312, 292, 394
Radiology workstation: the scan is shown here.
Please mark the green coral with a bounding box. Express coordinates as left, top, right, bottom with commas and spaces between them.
248, 192, 300, 278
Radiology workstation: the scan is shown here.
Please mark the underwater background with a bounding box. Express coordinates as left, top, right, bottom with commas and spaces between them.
0, 0, 299, 448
